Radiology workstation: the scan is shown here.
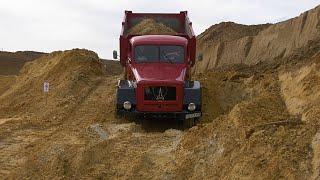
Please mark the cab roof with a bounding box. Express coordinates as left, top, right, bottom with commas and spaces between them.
130, 35, 188, 46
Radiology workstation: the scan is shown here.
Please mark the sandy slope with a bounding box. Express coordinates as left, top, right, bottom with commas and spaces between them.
0, 49, 318, 179
0, 51, 45, 75
194, 5, 320, 73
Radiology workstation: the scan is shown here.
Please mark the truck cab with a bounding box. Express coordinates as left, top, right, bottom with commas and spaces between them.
115, 11, 201, 126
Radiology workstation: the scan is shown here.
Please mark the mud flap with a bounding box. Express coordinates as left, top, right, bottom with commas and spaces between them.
183, 118, 197, 128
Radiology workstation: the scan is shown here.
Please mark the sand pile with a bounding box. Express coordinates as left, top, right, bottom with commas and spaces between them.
0, 51, 45, 75
101, 59, 122, 75
2, 54, 317, 179
0, 76, 15, 95
126, 18, 177, 35
171, 57, 320, 179
194, 5, 320, 73
279, 61, 320, 118
0, 49, 106, 122
197, 22, 270, 48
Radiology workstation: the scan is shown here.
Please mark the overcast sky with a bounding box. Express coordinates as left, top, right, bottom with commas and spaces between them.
0, 0, 319, 59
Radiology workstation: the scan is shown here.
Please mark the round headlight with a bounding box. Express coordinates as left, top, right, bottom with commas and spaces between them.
188, 103, 196, 111
123, 101, 132, 110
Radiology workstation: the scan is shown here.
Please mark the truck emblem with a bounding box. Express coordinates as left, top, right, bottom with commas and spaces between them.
156, 87, 165, 100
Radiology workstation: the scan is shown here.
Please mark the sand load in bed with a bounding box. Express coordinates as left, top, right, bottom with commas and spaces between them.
126, 18, 178, 35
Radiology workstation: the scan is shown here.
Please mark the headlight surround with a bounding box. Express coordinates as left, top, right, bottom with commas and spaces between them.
188, 103, 196, 111
123, 101, 132, 110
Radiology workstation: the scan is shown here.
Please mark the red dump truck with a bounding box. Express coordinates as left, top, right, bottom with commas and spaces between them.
114, 11, 202, 126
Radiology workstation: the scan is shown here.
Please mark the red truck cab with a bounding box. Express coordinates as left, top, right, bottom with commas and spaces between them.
114, 11, 201, 126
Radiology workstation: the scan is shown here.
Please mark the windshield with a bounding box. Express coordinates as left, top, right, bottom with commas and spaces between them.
134, 45, 185, 63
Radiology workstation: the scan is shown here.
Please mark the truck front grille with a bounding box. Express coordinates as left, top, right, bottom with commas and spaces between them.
144, 86, 176, 101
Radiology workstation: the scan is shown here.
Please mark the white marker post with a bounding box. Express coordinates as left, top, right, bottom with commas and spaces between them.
43, 82, 49, 105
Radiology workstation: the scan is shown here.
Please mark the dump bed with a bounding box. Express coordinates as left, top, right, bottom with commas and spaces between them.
119, 11, 196, 66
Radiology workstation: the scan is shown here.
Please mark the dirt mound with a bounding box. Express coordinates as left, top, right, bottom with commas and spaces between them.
172, 57, 320, 179
0, 51, 46, 75
0, 76, 15, 95
279, 60, 320, 117
197, 22, 270, 48
100, 59, 122, 75
194, 5, 320, 73
126, 18, 177, 35
1, 53, 319, 179
0, 49, 106, 121
278, 57, 320, 179
2, 54, 318, 179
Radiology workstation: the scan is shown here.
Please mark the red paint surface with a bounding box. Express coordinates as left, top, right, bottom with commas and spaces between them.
131, 63, 187, 84
118, 11, 197, 112
132, 62, 186, 112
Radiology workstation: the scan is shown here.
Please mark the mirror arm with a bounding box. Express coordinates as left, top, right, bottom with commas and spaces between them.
127, 57, 132, 64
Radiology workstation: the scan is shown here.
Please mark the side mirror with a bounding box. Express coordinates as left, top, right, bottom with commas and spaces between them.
197, 54, 203, 61
113, 50, 118, 59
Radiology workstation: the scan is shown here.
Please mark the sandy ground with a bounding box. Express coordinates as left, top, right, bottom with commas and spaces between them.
0, 5, 319, 179
0, 75, 15, 95
0, 49, 319, 179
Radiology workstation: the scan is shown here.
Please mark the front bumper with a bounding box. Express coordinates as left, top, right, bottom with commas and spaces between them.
116, 109, 202, 120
